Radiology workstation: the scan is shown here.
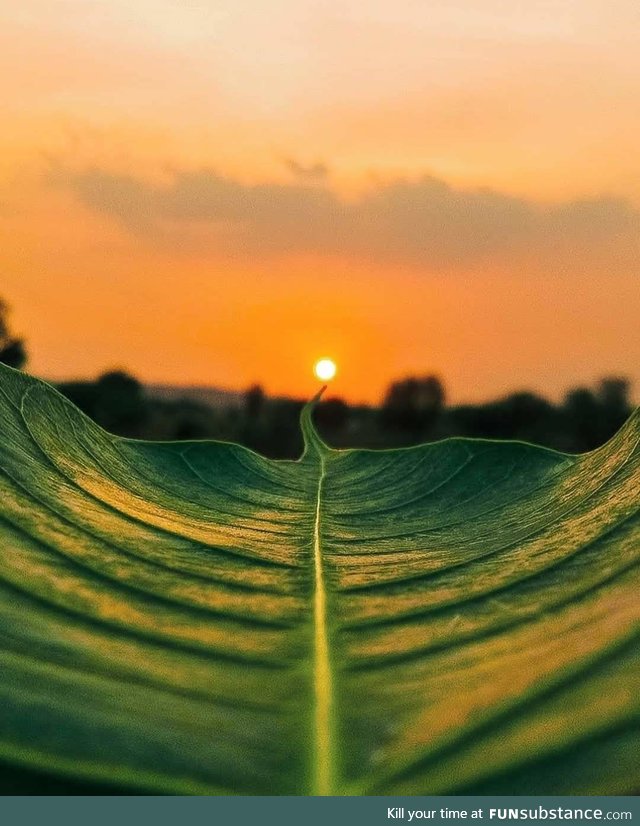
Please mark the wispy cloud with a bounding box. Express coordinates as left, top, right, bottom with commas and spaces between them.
284, 158, 329, 182
50, 164, 640, 271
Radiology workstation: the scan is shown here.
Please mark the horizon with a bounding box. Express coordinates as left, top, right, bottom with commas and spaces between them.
2, 1, 639, 405
40, 369, 638, 409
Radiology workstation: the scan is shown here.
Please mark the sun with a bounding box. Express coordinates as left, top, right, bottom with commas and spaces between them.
314, 358, 337, 382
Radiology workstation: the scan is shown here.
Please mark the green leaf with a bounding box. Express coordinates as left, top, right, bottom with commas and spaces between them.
0, 363, 638, 795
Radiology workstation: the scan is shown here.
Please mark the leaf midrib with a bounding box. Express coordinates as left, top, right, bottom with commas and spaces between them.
312, 448, 333, 795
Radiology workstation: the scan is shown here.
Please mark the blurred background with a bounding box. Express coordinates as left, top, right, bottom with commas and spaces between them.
1, 297, 634, 457
1, 2, 639, 458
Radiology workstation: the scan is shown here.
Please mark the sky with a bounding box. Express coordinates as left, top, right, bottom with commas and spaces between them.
1, 0, 639, 404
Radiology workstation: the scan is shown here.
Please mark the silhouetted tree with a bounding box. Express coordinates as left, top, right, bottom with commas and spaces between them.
562, 387, 603, 450
94, 371, 147, 434
264, 398, 304, 459
244, 384, 265, 420
562, 377, 633, 451
597, 377, 632, 431
54, 363, 634, 456
450, 392, 556, 442
58, 370, 148, 437
0, 300, 27, 369
381, 375, 445, 434
315, 397, 350, 433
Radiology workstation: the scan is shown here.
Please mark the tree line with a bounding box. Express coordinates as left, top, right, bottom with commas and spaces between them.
0, 299, 634, 458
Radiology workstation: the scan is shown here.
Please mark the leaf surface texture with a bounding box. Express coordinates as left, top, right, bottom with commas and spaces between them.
0, 365, 638, 794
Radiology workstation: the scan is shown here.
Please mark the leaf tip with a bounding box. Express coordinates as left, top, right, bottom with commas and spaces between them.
312, 385, 328, 403
301, 386, 328, 458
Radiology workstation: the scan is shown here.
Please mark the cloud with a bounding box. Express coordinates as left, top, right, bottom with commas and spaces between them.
284, 158, 329, 182
50, 164, 640, 270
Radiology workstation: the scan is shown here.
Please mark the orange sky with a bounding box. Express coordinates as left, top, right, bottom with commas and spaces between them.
1, 1, 639, 404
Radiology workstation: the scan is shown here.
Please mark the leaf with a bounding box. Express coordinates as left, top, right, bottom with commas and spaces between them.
0, 363, 638, 795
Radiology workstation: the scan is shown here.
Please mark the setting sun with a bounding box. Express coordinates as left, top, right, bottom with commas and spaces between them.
314, 358, 337, 382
